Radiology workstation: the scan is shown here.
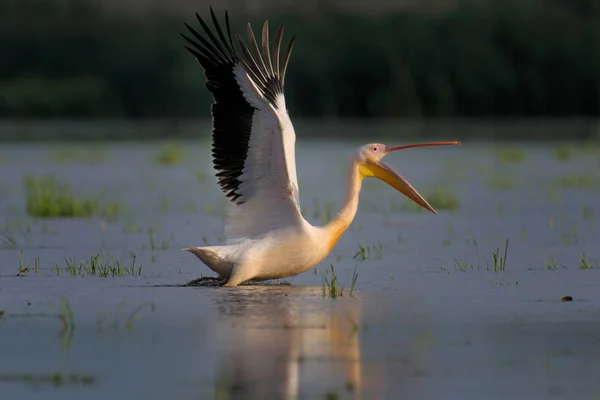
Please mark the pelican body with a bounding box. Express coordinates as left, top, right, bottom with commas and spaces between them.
181, 9, 460, 286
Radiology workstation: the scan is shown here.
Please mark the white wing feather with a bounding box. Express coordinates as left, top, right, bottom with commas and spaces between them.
224, 65, 303, 241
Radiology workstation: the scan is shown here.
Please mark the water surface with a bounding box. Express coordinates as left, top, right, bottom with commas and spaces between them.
1, 136, 599, 399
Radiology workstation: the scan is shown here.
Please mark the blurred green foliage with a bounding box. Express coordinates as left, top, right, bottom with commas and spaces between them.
1, 0, 599, 118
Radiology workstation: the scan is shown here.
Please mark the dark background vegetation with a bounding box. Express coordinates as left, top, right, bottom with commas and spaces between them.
1, 0, 599, 119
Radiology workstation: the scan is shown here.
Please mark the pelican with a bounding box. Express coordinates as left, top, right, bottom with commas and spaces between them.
181, 8, 460, 287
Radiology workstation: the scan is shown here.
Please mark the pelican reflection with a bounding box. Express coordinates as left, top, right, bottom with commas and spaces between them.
210, 286, 368, 399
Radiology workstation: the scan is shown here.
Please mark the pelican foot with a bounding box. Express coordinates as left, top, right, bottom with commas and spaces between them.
182, 276, 228, 287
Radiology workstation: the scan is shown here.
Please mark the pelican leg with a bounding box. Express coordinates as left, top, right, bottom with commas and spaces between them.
223, 265, 254, 287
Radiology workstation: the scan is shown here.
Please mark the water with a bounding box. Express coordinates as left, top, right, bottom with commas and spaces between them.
1, 136, 600, 399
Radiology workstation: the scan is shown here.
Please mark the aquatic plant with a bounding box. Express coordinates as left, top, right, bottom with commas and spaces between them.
325, 391, 340, 400
312, 198, 337, 224
446, 239, 509, 273
349, 266, 359, 297
497, 148, 526, 163
354, 246, 366, 260
556, 173, 597, 189
59, 296, 75, 335
561, 224, 579, 245
321, 265, 359, 298
51, 250, 142, 277
553, 145, 573, 161
424, 186, 460, 211
197, 170, 208, 182
16, 249, 40, 276
52, 146, 107, 164
545, 186, 560, 202
0, 372, 96, 387
202, 201, 227, 218
396, 185, 460, 213
160, 194, 170, 212
491, 239, 508, 272
488, 176, 516, 191
2, 230, 17, 247
24, 174, 123, 219
389, 198, 406, 213
147, 228, 172, 262
496, 204, 505, 217
148, 228, 172, 250
453, 257, 470, 271
0, 183, 9, 198
52, 147, 79, 162
124, 220, 144, 234
322, 265, 341, 298
5, 217, 41, 245
353, 242, 384, 260
489, 279, 519, 286
582, 206, 594, 221
97, 301, 156, 331
579, 254, 598, 269
543, 253, 562, 270
155, 143, 185, 165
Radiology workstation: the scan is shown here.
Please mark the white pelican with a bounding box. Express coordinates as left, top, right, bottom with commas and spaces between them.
181, 8, 460, 286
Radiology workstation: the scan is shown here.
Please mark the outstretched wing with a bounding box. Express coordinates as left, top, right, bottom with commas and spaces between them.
182, 8, 303, 241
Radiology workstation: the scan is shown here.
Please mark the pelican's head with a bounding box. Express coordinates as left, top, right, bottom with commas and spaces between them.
356, 141, 460, 214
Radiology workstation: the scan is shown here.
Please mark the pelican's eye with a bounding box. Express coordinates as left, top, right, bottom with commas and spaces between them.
372, 146, 378, 152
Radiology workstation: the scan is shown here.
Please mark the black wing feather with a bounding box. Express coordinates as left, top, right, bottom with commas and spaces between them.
181, 8, 296, 204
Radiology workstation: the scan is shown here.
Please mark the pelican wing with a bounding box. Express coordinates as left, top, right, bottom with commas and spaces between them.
182, 9, 303, 240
